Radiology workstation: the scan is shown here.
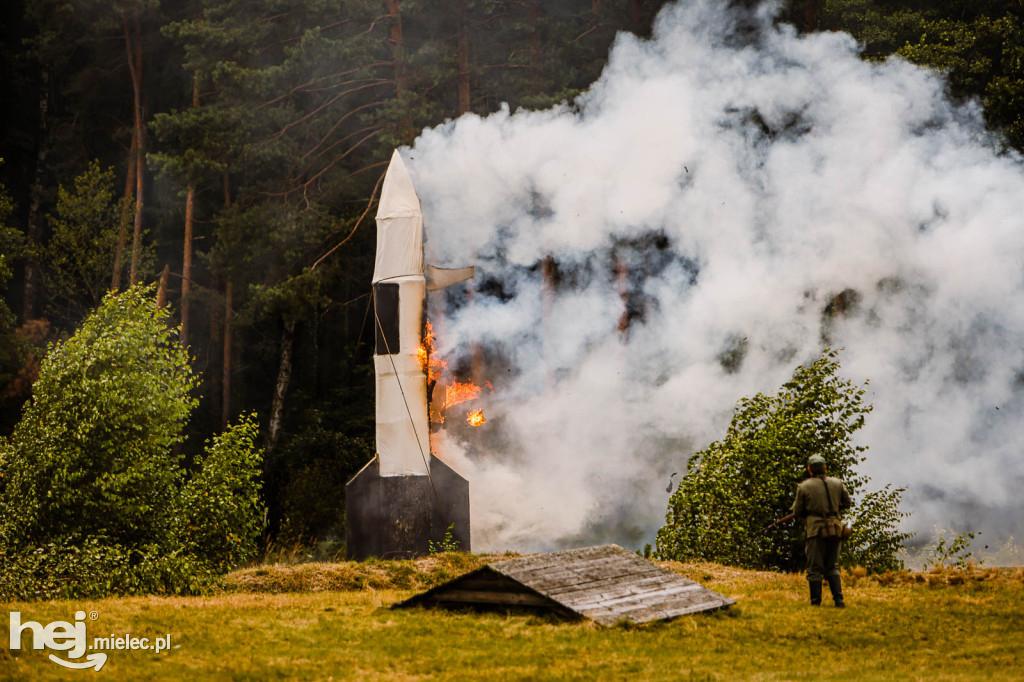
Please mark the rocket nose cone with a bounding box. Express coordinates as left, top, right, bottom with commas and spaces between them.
377, 150, 422, 219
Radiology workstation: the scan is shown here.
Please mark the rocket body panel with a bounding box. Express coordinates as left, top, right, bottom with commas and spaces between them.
373, 274, 430, 476
373, 351, 429, 476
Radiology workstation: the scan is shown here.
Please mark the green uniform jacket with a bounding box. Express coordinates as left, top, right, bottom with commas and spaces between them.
791, 475, 851, 538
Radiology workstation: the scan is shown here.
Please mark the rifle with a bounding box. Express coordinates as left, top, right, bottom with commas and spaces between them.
756, 512, 796, 536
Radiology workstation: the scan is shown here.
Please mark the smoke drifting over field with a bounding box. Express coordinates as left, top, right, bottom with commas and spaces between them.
409, 0, 1024, 552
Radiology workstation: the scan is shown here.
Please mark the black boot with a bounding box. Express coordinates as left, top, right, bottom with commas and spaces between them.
826, 574, 845, 607
809, 580, 822, 606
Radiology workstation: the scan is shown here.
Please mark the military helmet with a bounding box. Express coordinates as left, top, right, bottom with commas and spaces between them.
807, 454, 826, 467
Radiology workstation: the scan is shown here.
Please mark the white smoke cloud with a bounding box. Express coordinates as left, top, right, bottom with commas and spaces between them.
409, 0, 1024, 552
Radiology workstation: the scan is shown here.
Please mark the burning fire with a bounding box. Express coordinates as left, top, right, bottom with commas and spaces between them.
421, 320, 492, 427
444, 380, 482, 408
418, 321, 447, 383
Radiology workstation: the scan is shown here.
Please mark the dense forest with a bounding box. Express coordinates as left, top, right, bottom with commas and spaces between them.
2, 0, 1023, 547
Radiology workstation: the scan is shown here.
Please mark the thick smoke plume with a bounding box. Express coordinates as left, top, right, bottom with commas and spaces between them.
408, 0, 1024, 552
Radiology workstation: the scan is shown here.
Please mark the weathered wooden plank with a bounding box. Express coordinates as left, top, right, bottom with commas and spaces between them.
559, 583, 660, 606
659, 599, 733, 618
500, 557, 646, 583
578, 591, 719, 619
548, 572, 687, 600
594, 604, 671, 625
552, 579, 688, 606
514, 565, 666, 594
569, 583, 705, 611
596, 582, 705, 606
606, 591, 734, 617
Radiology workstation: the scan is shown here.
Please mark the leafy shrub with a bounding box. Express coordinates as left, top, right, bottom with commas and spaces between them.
0, 287, 265, 599
655, 349, 912, 573
0, 285, 196, 551
178, 414, 264, 571
429, 524, 461, 554
922, 530, 981, 571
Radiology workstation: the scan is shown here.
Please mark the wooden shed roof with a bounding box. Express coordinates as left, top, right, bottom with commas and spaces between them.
393, 544, 735, 625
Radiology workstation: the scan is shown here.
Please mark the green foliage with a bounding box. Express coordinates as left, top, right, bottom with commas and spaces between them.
0, 286, 265, 599
923, 530, 981, 571
43, 161, 130, 323
178, 413, 264, 571
0, 167, 28, 396
0, 285, 197, 550
271, 422, 371, 542
429, 524, 462, 555
815, 0, 1024, 150
656, 349, 912, 573
898, 13, 1024, 150
0, 163, 20, 289
0, 538, 220, 601
838, 482, 911, 572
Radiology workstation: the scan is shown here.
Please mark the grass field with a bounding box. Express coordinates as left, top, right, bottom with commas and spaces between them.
3, 557, 1023, 681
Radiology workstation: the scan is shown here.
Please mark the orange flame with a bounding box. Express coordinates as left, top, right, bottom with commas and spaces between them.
444, 380, 482, 409
419, 321, 447, 383
422, 320, 493, 428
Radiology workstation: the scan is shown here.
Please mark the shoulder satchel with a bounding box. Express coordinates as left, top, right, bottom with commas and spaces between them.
819, 477, 851, 540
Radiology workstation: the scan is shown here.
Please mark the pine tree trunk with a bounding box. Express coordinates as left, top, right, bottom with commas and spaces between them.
805, 0, 820, 31
156, 264, 169, 308
181, 185, 195, 345
384, 0, 406, 100
266, 320, 295, 450
22, 68, 50, 321
528, 0, 542, 66
125, 14, 146, 285
542, 255, 556, 387
209, 295, 222, 422
222, 280, 233, 429
616, 254, 629, 334
457, 9, 471, 115
221, 170, 233, 429
181, 73, 200, 349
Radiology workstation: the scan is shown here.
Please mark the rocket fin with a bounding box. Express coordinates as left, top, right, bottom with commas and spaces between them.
426, 265, 475, 291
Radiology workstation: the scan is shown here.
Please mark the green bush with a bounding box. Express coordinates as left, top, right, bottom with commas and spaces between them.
655, 349, 912, 573
0, 286, 265, 599
922, 530, 981, 571
178, 414, 264, 571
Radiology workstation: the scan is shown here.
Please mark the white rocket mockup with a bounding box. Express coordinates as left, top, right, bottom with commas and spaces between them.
372, 150, 431, 476
372, 150, 475, 474
346, 150, 473, 560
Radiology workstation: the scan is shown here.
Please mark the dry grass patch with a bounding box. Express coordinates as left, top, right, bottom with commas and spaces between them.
222, 551, 502, 593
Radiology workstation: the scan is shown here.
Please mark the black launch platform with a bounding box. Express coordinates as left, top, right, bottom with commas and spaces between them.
345, 454, 470, 560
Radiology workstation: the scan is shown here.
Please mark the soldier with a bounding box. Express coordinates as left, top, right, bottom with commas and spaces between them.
791, 454, 851, 607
